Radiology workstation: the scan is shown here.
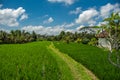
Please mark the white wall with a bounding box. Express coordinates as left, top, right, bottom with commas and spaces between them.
98, 38, 111, 50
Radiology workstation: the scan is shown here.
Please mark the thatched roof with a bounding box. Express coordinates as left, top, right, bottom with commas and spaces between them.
96, 31, 108, 38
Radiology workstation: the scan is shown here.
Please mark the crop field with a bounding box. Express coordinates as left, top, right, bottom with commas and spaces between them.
0, 41, 63, 80
0, 41, 74, 80
0, 41, 97, 80
0, 41, 119, 80
54, 42, 120, 80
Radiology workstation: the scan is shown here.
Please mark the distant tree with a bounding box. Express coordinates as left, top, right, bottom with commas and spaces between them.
0, 31, 9, 43
32, 31, 37, 41
58, 31, 65, 40
0, 30, 39, 44
73, 32, 79, 41
65, 36, 70, 44
75, 38, 82, 43
81, 38, 90, 44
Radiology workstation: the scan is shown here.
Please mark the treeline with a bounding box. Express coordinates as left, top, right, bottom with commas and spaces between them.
0, 30, 37, 44
0, 30, 97, 45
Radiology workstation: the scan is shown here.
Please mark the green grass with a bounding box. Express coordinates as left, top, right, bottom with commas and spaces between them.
47, 44, 73, 80
0, 41, 67, 80
48, 43, 98, 80
1, 41, 119, 80
54, 42, 120, 80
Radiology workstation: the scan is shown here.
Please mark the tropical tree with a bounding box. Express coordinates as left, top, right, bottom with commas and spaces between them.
58, 31, 66, 41
0, 31, 9, 43
32, 31, 37, 41
103, 12, 120, 68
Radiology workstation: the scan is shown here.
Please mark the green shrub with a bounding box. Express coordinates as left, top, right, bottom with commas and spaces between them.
75, 38, 82, 43
81, 38, 90, 44
88, 38, 98, 46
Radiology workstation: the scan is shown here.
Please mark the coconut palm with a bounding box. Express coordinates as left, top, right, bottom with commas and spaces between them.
0, 31, 9, 43
104, 12, 120, 68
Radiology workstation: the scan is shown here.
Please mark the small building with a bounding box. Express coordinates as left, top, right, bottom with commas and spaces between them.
78, 26, 112, 50
96, 31, 111, 50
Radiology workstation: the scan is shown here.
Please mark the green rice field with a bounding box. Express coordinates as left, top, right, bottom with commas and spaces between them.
0, 41, 120, 80
54, 42, 120, 80
0, 41, 98, 80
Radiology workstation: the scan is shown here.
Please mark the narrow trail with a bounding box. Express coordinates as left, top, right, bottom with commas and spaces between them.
48, 43, 99, 80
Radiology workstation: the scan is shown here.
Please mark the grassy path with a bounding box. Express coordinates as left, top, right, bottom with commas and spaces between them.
48, 43, 99, 80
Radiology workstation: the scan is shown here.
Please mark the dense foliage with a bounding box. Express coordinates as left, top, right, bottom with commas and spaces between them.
54, 42, 120, 80
0, 30, 96, 44
0, 30, 37, 44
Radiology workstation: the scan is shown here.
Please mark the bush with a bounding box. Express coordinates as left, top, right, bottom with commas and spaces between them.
81, 38, 90, 44
88, 38, 98, 46
75, 38, 82, 43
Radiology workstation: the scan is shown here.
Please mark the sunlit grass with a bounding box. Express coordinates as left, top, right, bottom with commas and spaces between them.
54, 42, 120, 80
0, 42, 61, 80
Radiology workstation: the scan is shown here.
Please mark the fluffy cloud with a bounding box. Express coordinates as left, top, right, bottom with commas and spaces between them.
22, 25, 64, 35
69, 7, 81, 15
76, 25, 84, 31
43, 17, 54, 24
0, 7, 28, 27
22, 22, 79, 35
100, 3, 120, 18
75, 8, 98, 25
48, 0, 75, 5
20, 14, 28, 21
0, 28, 9, 32
64, 22, 75, 28
75, 3, 120, 27
97, 21, 108, 26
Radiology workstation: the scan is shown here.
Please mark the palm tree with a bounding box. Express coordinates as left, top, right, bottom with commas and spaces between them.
0, 31, 9, 43
32, 31, 37, 41
104, 12, 120, 68
10, 30, 16, 43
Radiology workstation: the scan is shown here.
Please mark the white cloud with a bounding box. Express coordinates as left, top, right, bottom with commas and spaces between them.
74, 3, 120, 27
0, 28, 10, 32
0, 7, 28, 27
64, 22, 75, 28
97, 21, 108, 26
20, 14, 28, 21
48, 0, 76, 5
43, 17, 54, 24
76, 25, 84, 31
0, 4, 3, 8
75, 8, 98, 25
89, 24, 94, 27
65, 29, 76, 33
48, 17, 54, 23
88, 20, 97, 25
100, 3, 120, 18
22, 22, 78, 35
69, 7, 81, 15
22, 25, 64, 35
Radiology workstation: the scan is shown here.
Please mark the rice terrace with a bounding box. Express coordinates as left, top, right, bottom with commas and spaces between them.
0, 0, 120, 80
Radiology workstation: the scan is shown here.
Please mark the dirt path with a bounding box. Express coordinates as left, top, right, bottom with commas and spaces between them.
48, 43, 99, 80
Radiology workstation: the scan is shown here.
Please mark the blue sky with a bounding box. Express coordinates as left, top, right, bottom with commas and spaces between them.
0, 0, 120, 35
